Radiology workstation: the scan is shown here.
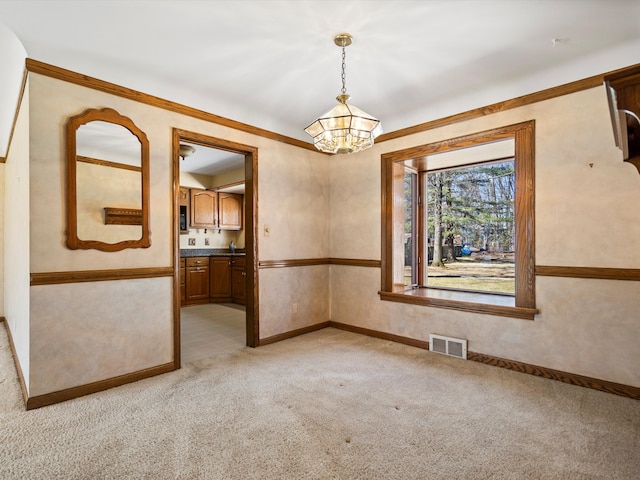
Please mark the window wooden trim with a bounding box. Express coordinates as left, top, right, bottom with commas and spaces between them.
381, 121, 536, 319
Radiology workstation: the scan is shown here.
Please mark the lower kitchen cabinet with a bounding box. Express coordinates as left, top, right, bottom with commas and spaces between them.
231, 257, 247, 305
185, 257, 210, 304
181, 255, 246, 306
210, 256, 232, 301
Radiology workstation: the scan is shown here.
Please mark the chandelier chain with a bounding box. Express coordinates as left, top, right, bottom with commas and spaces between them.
341, 46, 347, 94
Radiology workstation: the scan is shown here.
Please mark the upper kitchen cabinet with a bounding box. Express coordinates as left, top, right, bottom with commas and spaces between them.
190, 188, 217, 228
218, 192, 243, 230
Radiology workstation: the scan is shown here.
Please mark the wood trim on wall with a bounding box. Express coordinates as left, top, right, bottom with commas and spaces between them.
25, 362, 175, 410
256, 259, 639, 283
329, 321, 431, 350
259, 321, 330, 346
2, 66, 28, 162
2, 319, 30, 408
328, 321, 640, 400
375, 62, 640, 143
8, 59, 639, 164
466, 351, 640, 401
258, 258, 381, 269
259, 258, 330, 268
30, 267, 174, 286
329, 258, 382, 268
26, 59, 317, 152
536, 265, 640, 281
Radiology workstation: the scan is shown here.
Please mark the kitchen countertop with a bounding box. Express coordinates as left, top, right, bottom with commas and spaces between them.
180, 249, 246, 258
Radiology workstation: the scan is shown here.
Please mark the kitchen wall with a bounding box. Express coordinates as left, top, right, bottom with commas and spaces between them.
329, 86, 640, 388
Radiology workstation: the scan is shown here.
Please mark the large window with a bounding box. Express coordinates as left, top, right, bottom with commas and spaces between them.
381, 122, 537, 320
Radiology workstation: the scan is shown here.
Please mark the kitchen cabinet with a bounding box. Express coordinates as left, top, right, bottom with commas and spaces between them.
181, 254, 246, 307
185, 256, 210, 304
182, 187, 243, 231
218, 192, 243, 230
190, 189, 217, 228
210, 256, 232, 301
231, 257, 247, 305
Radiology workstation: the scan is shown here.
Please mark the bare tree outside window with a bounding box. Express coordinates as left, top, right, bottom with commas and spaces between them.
425, 160, 515, 294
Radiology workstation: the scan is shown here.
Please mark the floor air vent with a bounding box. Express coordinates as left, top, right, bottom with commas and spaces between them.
429, 334, 467, 360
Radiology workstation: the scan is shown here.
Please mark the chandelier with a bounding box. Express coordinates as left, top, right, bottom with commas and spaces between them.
304, 33, 382, 154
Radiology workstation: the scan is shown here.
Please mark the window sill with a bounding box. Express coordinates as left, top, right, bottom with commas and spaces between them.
378, 287, 537, 320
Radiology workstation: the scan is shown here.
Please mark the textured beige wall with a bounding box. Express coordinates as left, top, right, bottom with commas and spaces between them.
4, 80, 30, 390
259, 145, 330, 261
0, 163, 4, 316
29, 278, 173, 396
23, 72, 330, 396
259, 265, 330, 339
329, 87, 640, 387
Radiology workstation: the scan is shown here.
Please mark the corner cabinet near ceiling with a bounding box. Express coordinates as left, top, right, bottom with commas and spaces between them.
190, 189, 217, 228
218, 192, 243, 230
605, 65, 640, 174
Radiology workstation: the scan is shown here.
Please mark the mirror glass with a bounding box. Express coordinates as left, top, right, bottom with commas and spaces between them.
66, 108, 150, 251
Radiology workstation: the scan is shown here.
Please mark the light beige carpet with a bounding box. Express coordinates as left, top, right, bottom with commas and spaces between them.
0, 326, 638, 479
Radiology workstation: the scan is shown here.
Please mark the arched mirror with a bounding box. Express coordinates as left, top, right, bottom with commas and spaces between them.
66, 107, 150, 251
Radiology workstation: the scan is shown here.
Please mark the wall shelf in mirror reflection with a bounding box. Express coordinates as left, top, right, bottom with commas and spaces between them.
66, 107, 151, 251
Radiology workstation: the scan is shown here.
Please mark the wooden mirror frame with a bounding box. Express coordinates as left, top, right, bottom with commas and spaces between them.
66, 107, 151, 251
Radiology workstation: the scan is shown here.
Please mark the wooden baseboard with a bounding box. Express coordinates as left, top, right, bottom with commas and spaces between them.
467, 352, 640, 400
26, 362, 176, 410
1, 318, 30, 407
328, 321, 639, 400
259, 321, 330, 346
328, 321, 431, 350
3, 318, 177, 409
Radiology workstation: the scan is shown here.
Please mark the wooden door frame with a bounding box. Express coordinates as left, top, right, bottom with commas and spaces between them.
172, 128, 259, 369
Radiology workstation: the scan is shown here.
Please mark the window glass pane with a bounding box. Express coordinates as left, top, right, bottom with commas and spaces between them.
403, 169, 417, 286
426, 160, 515, 294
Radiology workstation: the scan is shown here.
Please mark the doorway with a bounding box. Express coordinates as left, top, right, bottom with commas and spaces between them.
172, 128, 258, 368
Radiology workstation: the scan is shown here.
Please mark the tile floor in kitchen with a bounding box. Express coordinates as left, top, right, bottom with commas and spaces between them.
180, 303, 246, 364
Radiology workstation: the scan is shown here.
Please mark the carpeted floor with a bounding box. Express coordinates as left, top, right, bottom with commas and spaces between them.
0, 326, 638, 479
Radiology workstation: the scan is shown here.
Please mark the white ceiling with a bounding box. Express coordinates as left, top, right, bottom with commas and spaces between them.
180, 141, 245, 177
1, 0, 640, 166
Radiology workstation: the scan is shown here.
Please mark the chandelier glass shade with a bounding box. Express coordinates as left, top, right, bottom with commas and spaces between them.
305, 33, 382, 155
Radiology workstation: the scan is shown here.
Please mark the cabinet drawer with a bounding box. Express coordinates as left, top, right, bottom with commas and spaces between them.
186, 257, 209, 267
232, 257, 246, 267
